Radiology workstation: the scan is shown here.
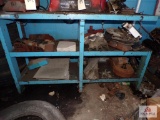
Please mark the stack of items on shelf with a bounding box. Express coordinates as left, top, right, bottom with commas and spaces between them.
14, 34, 56, 52
104, 22, 142, 51
14, 34, 77, 52
84, 57, 135, 80
85, 26, 108, 51
1, 0, 136, 15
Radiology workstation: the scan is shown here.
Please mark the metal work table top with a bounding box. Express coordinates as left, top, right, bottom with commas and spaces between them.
0, 11, 158, 21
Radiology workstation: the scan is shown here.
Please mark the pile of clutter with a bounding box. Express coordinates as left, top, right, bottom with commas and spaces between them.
107, 0, 135, 14
105, 22, 142, 51
14, 34, 56, 52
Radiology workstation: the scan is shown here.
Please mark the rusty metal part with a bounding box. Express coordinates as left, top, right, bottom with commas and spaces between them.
3, 0, 40, 12
14, 40, 43, 52
3, 0, 26, 12
112, 57, 128, 65
85, 26, 104, 37
105, 28, 139, 43
112, 58, 134, 78
29, 34, 55, 42
120, 8, 135, 15
108, 41, 132, 51
14, 37, 55, 52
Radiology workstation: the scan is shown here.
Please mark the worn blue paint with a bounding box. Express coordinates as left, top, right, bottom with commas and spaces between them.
0, 13, 158, 21
0, 0, 156, 93
84, 51, 152, 56
79, 20, 85, 92
19, 80, 79, 85
0, 23, 22, 93
137, 52, 152, 89
16, 22, 30, 65
28, 59, 48, 70
83, 78, 138, 83
10, 52, 79, 57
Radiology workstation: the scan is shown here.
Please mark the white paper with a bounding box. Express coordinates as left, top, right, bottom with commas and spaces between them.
78, 0, 86, 10
129, 27, 142, 38
24, 0, 36, 10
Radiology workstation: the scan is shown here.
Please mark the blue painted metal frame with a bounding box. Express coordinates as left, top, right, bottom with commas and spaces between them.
16, 22, 30, 65
0, 13, 158, 21
0, 13, 154, 93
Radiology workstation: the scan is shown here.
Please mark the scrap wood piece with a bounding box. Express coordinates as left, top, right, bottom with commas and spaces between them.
84, 58, 99, 80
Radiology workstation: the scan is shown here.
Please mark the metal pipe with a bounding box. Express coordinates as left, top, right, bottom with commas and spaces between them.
133, 0, 142, 25
135, 0, 142, 13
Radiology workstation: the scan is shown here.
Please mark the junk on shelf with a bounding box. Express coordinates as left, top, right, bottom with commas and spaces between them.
14, 34, 56, 52
84, 58, 99, 80
107, 0, 135, 14
49, 0, 107, 12
57, 41, 76, 52
85, 26, 109, 51
33, 58, 70, 80
104, 22, 142, 51
111, 57, 134, 78
28, 58, 48, 70
2, 0, 40, 12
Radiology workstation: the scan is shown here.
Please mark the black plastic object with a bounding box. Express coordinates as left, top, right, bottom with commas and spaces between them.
115, 92, 125, 100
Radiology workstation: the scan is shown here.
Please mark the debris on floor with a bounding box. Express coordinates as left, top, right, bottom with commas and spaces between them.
48, 91, 55, 96
68, 83, 141, 120
99, 94, 106, 101
139, 81, 156, 97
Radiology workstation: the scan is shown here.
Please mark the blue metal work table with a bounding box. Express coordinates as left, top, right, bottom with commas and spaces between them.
0, 12, 158, 93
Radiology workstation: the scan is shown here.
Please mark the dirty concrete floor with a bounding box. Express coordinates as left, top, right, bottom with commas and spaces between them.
0, 83, 140, 120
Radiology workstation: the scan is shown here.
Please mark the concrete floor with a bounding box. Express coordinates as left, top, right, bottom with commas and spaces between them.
0, 83, 140, 120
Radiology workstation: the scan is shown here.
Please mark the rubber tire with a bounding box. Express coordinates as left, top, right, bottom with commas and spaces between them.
0, 100, 66, 120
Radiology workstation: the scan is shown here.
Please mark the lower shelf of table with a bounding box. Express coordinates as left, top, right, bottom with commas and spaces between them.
18, 78, 139, 85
